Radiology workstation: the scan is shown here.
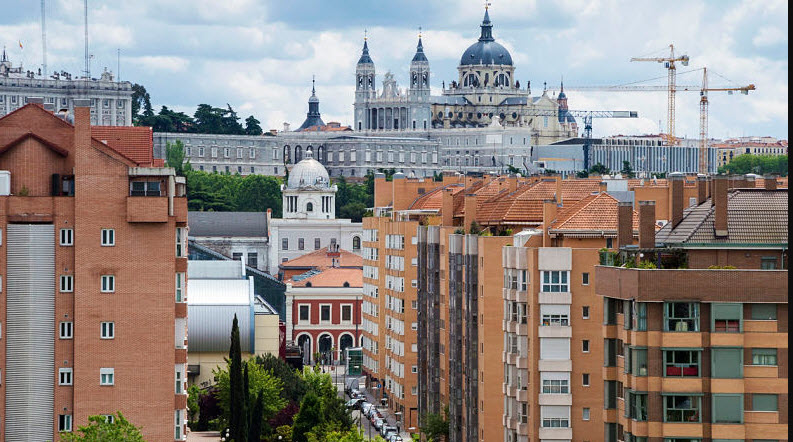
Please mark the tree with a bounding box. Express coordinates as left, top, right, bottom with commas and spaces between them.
589, 162, 610, 175
718, 154, 788, 176
620, 160, 635, 178
245, 115, 264, 135
165, 140, 191, 176
187, 384, 201, 424
255, 353, 307, 403
292, 392, 322, 442
248, 389, 264, 442
61, 413, 145, 442
576, 170, 589, 178
420, 405, 449, 442
228, 314, 247, 442
506, 164, 522, 175
131, 83, 153, 125
233, 174, 282, 215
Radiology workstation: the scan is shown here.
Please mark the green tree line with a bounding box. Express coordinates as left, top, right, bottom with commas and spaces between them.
718, 154, 788, 176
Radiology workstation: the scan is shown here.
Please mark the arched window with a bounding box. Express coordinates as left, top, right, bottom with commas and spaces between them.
306, 202, 313, 212
294, 146, 303, 162
352, 236, 361, 251
283, 145, 291, 164
343, 281, 350, 287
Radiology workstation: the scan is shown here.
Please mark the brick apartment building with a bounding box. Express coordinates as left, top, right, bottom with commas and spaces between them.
0, 100, 188, 440
597, 175, 788, 442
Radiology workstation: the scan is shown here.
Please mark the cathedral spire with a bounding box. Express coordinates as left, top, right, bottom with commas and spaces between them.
479, 4, 494, 42
358, 30, 373, 64
1, 46, 7, 62
412, 27, 428, 63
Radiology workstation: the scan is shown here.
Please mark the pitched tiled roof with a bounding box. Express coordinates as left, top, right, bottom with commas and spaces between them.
288, 267, 362, 288
280, 246, 362, 269
550, 192, 639, 233
91, 126, 154, 166
477, 179, 602, 225
656, 189, 788, 246
408, 183, 465, 210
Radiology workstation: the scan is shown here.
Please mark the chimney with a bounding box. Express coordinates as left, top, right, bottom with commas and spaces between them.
696, 174, 707, 205
763, 174, 778, 190
542, 199, 558, 247
555, 176, 563, 207
507, 176, 517, 193
73, 98, 92, 160
617, 201, 634, 249
441, 188, 454, 226
599, 181, 607, 193
638, 201, 656, 249
283, 122, 291, 132
714, 175, 729, 237
744, 173, 756, 188
669, 172, 684, 228
463, 194, 478, 233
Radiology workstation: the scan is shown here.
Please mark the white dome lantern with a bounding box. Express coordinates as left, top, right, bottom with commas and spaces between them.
282, 149, 337, 220
287, 150, 330, 189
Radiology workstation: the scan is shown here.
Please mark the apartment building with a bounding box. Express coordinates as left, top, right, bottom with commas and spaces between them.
596, 175, 788, 442
0, 100, 188, 440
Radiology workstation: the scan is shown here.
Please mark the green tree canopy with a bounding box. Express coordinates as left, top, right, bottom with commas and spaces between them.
420, 405, 449, 442
60, 413, 145, 442
255, 353, 307, 403
165, 140, 191, 176
718, 154, 788, 176
589, 162, 610, 175
620, 160, 635, 178
292, 392, 322, 442
214, 358, 286, 437
245, 115, 264, 135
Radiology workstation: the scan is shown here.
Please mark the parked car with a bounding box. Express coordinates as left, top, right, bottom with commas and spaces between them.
381, 425, 398, 437
372, 417, 384, 430
345, 398, 364, 409
360, 402, 373, 415
348, 388, 360, 399
388, 435, 403, 442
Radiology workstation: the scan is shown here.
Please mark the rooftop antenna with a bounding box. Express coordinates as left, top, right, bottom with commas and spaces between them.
84, 0, 89, 78
117, 48, 120, 81
41, 0, 47, 77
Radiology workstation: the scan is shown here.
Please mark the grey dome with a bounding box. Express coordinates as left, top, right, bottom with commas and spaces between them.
460, 9, 513, 66
287, 151, 330, 188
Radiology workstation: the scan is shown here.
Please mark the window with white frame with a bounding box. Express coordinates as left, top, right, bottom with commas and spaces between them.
101, 275, 115, 293
100, 368, 115, 385
175, 410, 183, 440
541, 405, 569, 428
175, 367, 184, 394
175, 273, 185, 302
60, 321, 73, 339
60, 228, 74, 246
101, 229, 115, 246
299, 305, 310, 322
60, 275, 73, 292
341, 305, 353, 323
541, 372, 570, 393
541, 271, 569, 292
103, 414, 115, 424
176, 227, 187, 257
541, 305, 569, 326
320, 305, 331, 322
101, 321, 115, 339
59, 414, 72, 432
59, 368, 73, 385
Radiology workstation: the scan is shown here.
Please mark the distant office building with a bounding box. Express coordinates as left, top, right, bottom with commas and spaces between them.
0, 99, 187, 440
0, 49, 133, 125
714, 137, 788, 168
186, 260, 280, 387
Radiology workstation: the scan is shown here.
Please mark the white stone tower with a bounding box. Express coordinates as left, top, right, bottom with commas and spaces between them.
281, 150, 337, 220
354, 36, 376, 131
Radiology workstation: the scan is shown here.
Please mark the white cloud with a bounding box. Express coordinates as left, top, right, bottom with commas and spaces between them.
129, 56, 190, 72
753, 27, 787, 47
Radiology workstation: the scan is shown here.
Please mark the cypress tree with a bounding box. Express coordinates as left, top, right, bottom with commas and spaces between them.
240, 363, 249, 440
229, 314, 246, 441
248, 390, 264, 442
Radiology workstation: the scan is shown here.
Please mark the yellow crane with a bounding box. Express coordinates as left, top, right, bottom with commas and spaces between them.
630, 44, 689, 146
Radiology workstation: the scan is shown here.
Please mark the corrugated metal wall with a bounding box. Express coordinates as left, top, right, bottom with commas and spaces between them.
5, 224, 55, 441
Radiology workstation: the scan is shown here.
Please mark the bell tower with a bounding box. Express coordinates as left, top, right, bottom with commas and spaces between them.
409, 30, 430, 99
354, 32, 376, 131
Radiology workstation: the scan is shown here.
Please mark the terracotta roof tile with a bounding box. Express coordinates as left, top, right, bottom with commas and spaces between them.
91, 126, 154, 166
280, 246, 362, 269
409, 183, 465, 210
288, 267, 362, 288
478, 179, 602, 225
551, 192, 639, 232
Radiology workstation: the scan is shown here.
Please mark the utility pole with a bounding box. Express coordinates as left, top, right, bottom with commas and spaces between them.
84, 0, 90, 78
41, 0, 47, 77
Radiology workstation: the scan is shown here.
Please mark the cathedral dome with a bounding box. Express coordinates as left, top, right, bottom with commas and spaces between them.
287, 150, 330, 189
459, 9, 513, 66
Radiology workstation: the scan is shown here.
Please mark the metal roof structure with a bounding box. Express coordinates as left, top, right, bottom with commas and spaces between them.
188, 211, 267, 238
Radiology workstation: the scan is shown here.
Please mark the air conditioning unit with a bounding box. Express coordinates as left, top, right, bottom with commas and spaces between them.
0, 171, 10, 196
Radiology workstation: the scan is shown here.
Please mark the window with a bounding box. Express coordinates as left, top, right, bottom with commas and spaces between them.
712, 348, 743, 378
60, 321, 73, 339
175, 410, 183, 440
176, 227, 187, 257
130, 180, 161, 196
100, 321, 115, 339
583, 306, 590, 319
583, 408, 590, 421
632, 302, 647, 331
752, 348, 777, 365
582, 272, 589, 285
541, 406, 569, 428
713, 394, 743, 423
664, 350, 700, 377
760, 257, 777, 269
712, 303, 742, 332
175, 273, 185, 302
582, 373, 590, 386
60, 275, 73, 292
541, 271, 569, 292
103, 415, 115, 424
298, 238, 304, 250
60, 228, 74, 246
542, 379, 569, 394
341, 305, 352, 322
665, 302, 699, 331
751, 304, 777, 320
606, 238, 613, 248
101, 275, 115, 293
299, 305, 310, 322
752, 394, 778, 411
282, 238, 288, 250
320, 305, 331, 322
101, 228, 115, 246
232, 252, 242, 261
664, 395, 701, 422
175, 369, 183, 394
247, 253, 258, 268
314, 238, 321, 250
542, 313, 569, 326
59, 368, 73, 385
353, 236, 361, 251
631, 348, 648, 376
59, 414, 72, 432
100, 368, 115, 385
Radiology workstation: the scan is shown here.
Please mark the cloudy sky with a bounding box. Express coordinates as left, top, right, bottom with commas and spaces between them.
2, 0, 787, 139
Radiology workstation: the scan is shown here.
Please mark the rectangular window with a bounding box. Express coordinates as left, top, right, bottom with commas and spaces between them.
60, 321, 73, 339
542, 314, 569, 326
752, 394, 778, 411
101, 228, 115, 246
60, 275, 74, 293
176, 227, 186, 257
583, 306, 590, 319
751, 304, 777, 320
59, 414, 72, 432
60, 228, 74, 246
298, 238, 304, 250
582, 408, 590, 421
582, 340, 590, 352
541, 379, 570, 394
665, 302, 699, 331
314, 238, 321, 250
712, 303, 742, 332
713, 394, 743, 423
320, 305, 331, 322
712, 348, 743, 378
232, 252, 242, 261
175, 368, 183, 394
101, 275, 115, 293
341, 305, 352, 322
632, 302, 647, 331
175, 410, 183, 440
101, 321, 115, 339
59, 368, 73, 385
299, 305, 310, 322
247, 253, 258, 268
175, 273, 185, 303
664, 349, 700, 377
629, 391, 648, 421
631, 348, 648, 376
582, 373, 590, 386
760, 257, 777, 269
282, 238, 288, 250
752, 348, 777, 366
664, 395, 701, 422
582, 272, 589, 285
541, 271, 569, 292
100, 368, 115, 385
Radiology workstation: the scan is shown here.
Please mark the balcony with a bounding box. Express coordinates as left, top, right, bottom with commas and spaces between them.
595, 266, 788, 303
127, 196, 168, 222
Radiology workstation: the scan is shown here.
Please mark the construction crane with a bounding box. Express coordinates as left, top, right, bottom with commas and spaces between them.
630, 44, 689, 145
525, 109, 638, 170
